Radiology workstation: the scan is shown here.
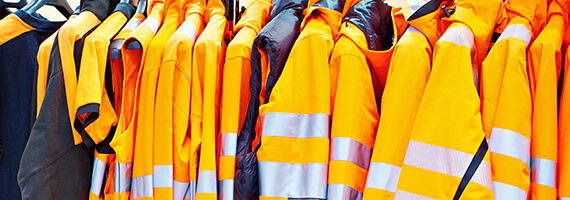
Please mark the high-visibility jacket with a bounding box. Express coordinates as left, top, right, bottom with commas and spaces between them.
0, 10, 64, 200
362, 0, 448, 198
72, 4, 134, 200
328, 0, 397, 199
480, 16, 533, 199
233, 0, 304, 197
154, 0, 205, 199
18, 1, 108, 198
560, 44, 570, 200
109, 12, 146, 113
528, 0, 568, 198
191, 0, 228, 198
218, 0, 271, 199
396, 0, 505, 198
109, 0, 164, 198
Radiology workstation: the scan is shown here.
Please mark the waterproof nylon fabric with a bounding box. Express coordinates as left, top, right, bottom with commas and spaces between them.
559, 44, 570, 200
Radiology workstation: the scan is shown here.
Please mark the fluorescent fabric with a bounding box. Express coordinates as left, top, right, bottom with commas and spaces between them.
362, 25, 432, 200
559, 45, 570, 199
480, 17, 533, 199
396, 24, 493, 199
219, 0, 271, 199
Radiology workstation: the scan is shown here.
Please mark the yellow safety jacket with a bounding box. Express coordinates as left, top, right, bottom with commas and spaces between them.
218, 0, 271, 199
560, 44, 570, 200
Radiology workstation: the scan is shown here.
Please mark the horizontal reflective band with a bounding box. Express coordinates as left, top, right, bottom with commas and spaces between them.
185, 180, 197, 200
403, 140, 493, 189
141, 16, 159, 34
219, 179, 234, 200
531, 157, 556, 188
560, 197, 570, 200
114, 162, 133, 193
258, 161, 328, 198
175, 21, 199, 43
131, 175, 153, 199
262, 112, 330, 138
394, 190, 436, 200
220, 133, 237, 157
438, 25, 474, 49
197, 170, 217, 194
496, 24, 532, 46
90, 157, 107, 195
154, 165, 173, 188
328, 183, 362, 200
174, 181, 190, 200
365, 162, 401, 193
330, 137, 372, 169
124, 17, 142, 31
493, 181, 527, 199
489, 127, 530, 168
408, 0, 429, 14
406, 25, 424, 36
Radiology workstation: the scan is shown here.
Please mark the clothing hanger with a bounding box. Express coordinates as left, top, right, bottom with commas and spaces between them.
135, 0, 145, 14
0, 0, 27, 18
21, 0, 72, 18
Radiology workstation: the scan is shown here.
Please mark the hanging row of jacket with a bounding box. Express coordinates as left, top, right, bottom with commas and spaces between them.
2, 0, 570, 199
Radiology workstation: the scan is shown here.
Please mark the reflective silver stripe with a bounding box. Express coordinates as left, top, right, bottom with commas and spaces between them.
174, 181, 189, 200
394, 190, 436, 200
365, 162, 401, 193
175, 21, 199, 43
496, 24, 532, 46
327, 184, 362, 200
219, 179, 234, 200
489, 127, 531, 168
258, 161, 328, 198
131, 175, 153, 199
261, 112, 330, 138
403, 140, 493, 189
220, 133, 238, 157
196, 170, 217, 194
90, 156, 107, 195
185, 180, 197, 200
114, 162, 132, 193
330, 137, 372, 169
141, 16, 160, 34
154, 165, 173, 188
493, 181, 527, 199
406, 25, 423, 35
408, 0, 429, 14
560, 197, 570, 200
438, 25, 475, 49
531, 157, 556, 188
123, 17, 142, 31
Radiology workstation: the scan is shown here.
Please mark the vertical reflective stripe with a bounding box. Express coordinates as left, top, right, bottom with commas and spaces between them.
493, 181, 527, 199
141, 16, 159, 34
437, 25, 475, 49
154, 165, 173, 188
175, 21, 199, 43
90, 156, 107, 195
394, 190, 436, 200
220, 133, 237, 157
185, 180, 197, 200
196, 170, 217, 194
124, 17, 142, 31
219, 179, 234, 200
365, 162, 401, 193
261, 112, 329, 138
403, 140, 493, 189
496, 24, 532, 46
114, 162, 132, 193
489, 127, 531, 168
531, 157, 556, 188
174, 181, 190, 200
330, 137, 372, 169
258, 161, 328, 198
328, 184, 362, 200
131, 175, 153, 199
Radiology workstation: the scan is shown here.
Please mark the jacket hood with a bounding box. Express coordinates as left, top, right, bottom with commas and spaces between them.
270, 0, 308, 19
343, 0, 393, 51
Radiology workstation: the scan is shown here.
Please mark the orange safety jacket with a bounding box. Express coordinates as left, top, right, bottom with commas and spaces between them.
362, 0, 449, 199
110, 0, 164, 198
528, 0, 568, 198
560, 44, 570, 200
218, 0, 271, 199
327, 0, 397, 199
155, 0, 205, 199
191, 0, 229, 198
